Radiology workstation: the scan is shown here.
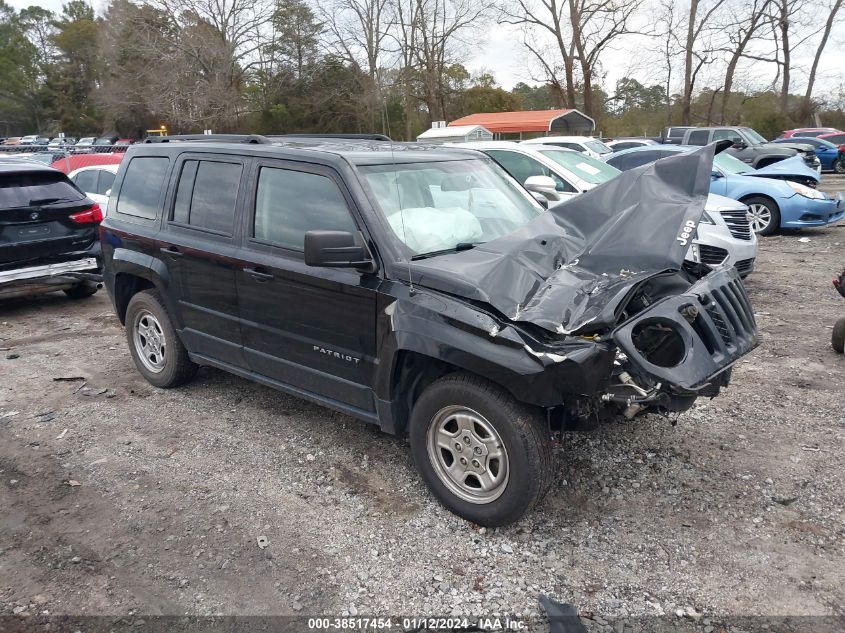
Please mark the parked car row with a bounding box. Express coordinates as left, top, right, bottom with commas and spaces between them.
611, 125, 845, 173
1, 135, 132, 147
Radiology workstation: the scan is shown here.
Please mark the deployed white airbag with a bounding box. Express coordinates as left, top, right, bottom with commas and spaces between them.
387, 207, 484, 254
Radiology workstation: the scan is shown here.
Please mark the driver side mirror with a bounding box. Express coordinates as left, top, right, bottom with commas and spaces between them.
304, 230, 374, 271
710, 171, 723, 180
731, 140, 746, 149
524, 175, 562, 202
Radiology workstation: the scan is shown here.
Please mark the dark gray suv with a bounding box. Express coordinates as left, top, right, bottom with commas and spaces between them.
680, 126, 820, 173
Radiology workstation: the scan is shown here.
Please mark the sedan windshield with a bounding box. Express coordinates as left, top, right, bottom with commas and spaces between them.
714, 152, 753, 175
359, 159, 542, 258
535, 148, 620, 184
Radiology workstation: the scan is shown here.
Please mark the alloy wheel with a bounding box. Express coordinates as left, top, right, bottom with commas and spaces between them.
426, 405, 509, 504
746, 203, 772, 233
133, 310, 167, 373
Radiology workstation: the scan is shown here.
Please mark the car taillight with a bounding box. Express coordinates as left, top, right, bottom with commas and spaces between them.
69, 203, 103, 225
838, 145, 845, 153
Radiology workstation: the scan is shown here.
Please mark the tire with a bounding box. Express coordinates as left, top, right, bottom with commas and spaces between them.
832, 318, 845, 354
744, 196, 781, 236
63, 281, 99, 299
125, 289, 197, 388
834, 157, 845, 175
408, 372, 553, 527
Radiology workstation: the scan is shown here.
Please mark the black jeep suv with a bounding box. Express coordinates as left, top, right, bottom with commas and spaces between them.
101, 135, 758, 526
1, 159, 103, 300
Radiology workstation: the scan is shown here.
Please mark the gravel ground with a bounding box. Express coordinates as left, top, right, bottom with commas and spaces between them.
1, 176, 844, 630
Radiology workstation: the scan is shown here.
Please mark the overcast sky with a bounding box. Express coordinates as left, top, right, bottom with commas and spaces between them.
8, 0, 844, 99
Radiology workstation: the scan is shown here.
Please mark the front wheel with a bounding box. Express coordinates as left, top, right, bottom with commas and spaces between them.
744, 196, 781, 236
409, 373, 552, 526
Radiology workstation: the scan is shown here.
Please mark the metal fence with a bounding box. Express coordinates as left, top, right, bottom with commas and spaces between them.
0, 144, 129, 174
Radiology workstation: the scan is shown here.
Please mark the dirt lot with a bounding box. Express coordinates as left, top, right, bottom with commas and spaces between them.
2, 177, 844, 630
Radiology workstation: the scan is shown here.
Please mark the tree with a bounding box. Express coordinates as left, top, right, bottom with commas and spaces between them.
501, 0, 645, 120
718, 0, 771, 124
270, 0, 322, 79
319, 0, 391, 132
0, 1, 47, 132
680, 0, 727, 124
47, 1, 102, 134
803, 0, 843, 103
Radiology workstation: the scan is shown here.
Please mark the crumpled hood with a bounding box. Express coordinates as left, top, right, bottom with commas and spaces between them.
748, 155, 820, 183
396, 144, 715, 334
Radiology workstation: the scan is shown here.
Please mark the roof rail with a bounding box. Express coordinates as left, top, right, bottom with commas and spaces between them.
142, 134, 272, 144
270, 133, 393, 142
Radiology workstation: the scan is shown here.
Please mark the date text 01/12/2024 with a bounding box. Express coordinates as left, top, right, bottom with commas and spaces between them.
307, 616, 527, 630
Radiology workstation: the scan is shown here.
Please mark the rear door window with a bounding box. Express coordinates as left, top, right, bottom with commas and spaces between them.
0, 171, 84, 208
72, 170, 97, 193
713, 129, 743, 144
170, 159, 241, 235
96, 170, 115, 195
116, 157, 169, 219
253, 166, 356, 251
686, 130, 711, 145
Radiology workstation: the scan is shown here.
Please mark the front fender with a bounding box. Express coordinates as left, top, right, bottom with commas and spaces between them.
374, 292, 615, 409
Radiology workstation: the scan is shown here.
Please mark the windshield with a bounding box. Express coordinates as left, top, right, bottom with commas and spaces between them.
741, 128, 768, 144
535, 148, 620, 184
359, 159, 542, 258
714, 152, 753, 175
584, 140, 612, 154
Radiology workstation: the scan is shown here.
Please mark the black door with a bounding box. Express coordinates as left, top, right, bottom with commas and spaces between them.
157, 155, 247, 367
236, 160, 378, 414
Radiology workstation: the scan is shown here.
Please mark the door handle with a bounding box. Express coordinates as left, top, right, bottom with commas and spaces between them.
244, 267, 274, 282
160, 247, 183, 258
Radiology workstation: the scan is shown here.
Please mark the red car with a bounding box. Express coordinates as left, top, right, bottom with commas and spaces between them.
818, 131, 845, 146
778, 127, 842, 139
50, 152, 125, 174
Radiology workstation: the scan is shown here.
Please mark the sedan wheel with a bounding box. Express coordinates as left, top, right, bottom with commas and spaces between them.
744, 197, 780, 236
834, 158, 845, 175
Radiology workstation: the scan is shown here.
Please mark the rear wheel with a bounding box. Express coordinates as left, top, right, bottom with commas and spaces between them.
744, 196, 780, 236
832, 318, 845, 354
63, 281, 99, 299
409, 373, 552, 526
125, 290, 197, 388
834, 157, 845, 174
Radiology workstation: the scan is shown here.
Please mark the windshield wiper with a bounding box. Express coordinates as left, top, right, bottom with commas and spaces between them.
29, 197, 78, 206
411, 242, 483, 260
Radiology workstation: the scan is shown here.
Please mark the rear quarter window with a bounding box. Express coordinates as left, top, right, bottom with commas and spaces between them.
115, 156, 169, 220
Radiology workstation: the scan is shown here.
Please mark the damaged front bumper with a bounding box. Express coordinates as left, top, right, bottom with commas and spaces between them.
611, 265, 758, 396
